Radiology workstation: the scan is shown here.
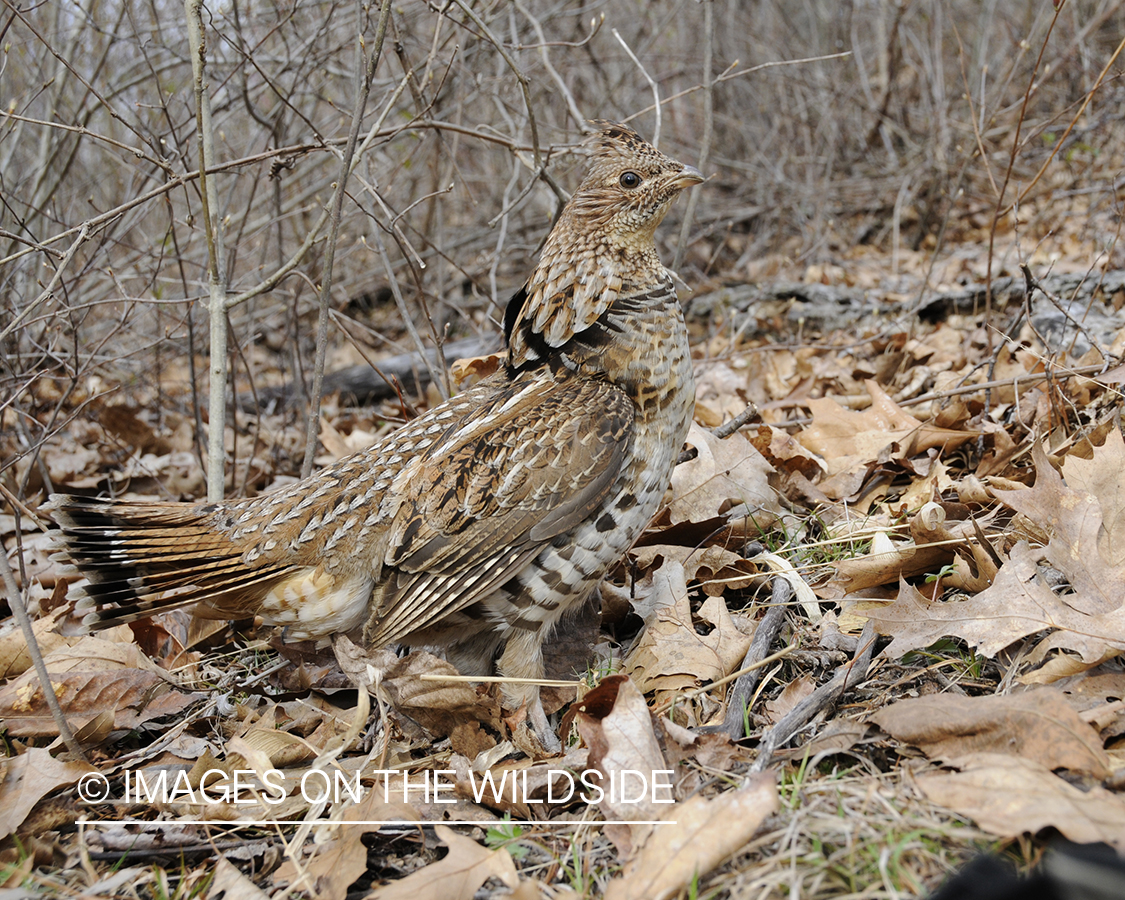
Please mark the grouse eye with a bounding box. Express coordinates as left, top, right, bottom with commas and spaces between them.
619, 171, 642, 189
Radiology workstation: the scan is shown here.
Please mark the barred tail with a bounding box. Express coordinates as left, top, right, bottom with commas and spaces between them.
45, 495, 288, 629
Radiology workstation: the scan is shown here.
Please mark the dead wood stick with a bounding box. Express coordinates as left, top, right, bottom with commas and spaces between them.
750, 620, 876, 772
238, 334, 499, 413
710, 573, 790, 739
677, 401, 761, 464
711, 401, 759, 439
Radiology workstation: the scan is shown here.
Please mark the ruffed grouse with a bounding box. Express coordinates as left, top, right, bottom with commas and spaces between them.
48, 122, 702, 749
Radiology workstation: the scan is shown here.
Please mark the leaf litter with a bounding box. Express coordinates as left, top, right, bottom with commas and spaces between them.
5, 269, 1125, 894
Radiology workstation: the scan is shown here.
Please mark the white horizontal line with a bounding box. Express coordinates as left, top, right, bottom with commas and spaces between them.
85, 818, 678, 828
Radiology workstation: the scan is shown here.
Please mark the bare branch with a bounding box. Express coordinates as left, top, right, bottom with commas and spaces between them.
300, 0, 395, 480
185, 0, 231, 502
612, 28, 661, 147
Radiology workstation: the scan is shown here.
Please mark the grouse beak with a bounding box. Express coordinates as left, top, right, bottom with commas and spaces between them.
671, 164, 705, 189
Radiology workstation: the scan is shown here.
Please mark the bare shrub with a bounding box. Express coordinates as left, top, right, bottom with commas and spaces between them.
2, 0, 1122, 503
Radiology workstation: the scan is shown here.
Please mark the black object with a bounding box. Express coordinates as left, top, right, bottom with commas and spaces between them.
928, 842, 1125, 900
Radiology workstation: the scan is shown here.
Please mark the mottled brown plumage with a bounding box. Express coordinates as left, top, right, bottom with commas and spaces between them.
48, 122, 702, 749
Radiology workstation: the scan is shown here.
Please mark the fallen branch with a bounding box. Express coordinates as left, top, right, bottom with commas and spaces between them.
239, 335, 499, 413
750, 620, 877, 772
712, 574, 790, 739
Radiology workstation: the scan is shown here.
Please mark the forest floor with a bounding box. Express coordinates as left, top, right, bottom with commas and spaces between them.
3, 196, 1125, 899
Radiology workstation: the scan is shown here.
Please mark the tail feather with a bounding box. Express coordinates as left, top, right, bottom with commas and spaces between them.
46, 494, 291, 629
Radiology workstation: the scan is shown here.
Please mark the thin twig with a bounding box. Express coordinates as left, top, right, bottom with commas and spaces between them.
1010, 31, 1125, 214
613, 29, 660, 147
673, 0, 713, 271
0, 119, 562, 271
677, 402, 759, 464
1020, 263, 1107, 363
0, 224, 88, 343
371, 228, 448, 399
750, 621, 877, 772
624, 52, 853, 124
712, 402, 760, 439
450, 0, 542, 173
300, 0, 395, 480
771, 362, 1110, 427
0, 526, 86, 760
983, 3, 1065, 345
0, 111, 170, 173
513, 0, 587, 128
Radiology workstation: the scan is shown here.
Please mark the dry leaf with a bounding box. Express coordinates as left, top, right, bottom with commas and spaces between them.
378, 651, 500, 738
797, 381, 975, 497
749, 423, 826, 481
753, 550, 821, 619
826, 509, 996, 596
207, 856, 270, 900
916, 753, 1125, 850
604, 773, 779, 900
275, 789, 420, 900
773, 719, 870, 764
827, 541, 953, 596
869, 547, 1125, 675
625, 561, 750, 697
870, 689, 1112, 777
506, 880, 562, 900
43, 444, 101, 486
996, 434, 1125, 615
18, 633, 159, 674
765, 674, 816, 723
669, 423, 778, 526
112, 451, 204, 497
96, 403, 169, 454
318, 419, 379, 463
694, 362, 751, 423
575, 675, 670, 857
449, 746, 589, 819
449, 352, 504, 389
0, 666, 200, 737
0, 748, 96, 840
365, 824, 518, 900
0, 607, 72, 679
330, 633, 400, 687
1058, 671, 1125, 736
631, 543, 758, 595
